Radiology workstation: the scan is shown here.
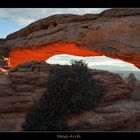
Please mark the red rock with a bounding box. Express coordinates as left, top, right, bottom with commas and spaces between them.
0, 8, 139, 131
67, 99, 140, 131
0, 8, 139, 68
8, 43, 102, 67
0, 61, 133, 131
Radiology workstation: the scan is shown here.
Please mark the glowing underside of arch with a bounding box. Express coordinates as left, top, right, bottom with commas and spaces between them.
8, 42, 140, 69
8, 43, 102, 67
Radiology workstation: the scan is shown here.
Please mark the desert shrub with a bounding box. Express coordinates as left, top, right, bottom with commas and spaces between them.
22, 60, 106, 131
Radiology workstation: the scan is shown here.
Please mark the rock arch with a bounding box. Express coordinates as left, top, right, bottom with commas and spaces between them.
0, 8, 139, 69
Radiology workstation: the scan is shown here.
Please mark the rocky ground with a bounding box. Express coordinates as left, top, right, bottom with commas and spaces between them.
0, 8, 140, 68
0, 61, 139, 131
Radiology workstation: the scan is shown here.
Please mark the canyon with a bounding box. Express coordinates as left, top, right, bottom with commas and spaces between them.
0, 8, 140, 131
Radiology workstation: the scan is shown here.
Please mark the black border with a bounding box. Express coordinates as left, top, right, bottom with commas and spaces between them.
0, 0, 140, 139
0, 132, 140, 139
0, 0, 140, 8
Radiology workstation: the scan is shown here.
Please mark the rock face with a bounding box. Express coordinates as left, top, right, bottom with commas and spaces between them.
0, 61, 136, 131
126, 73, 137, 88
0, 61, 49, 131
0, 8, 140, 131
0, 8, 140, 68
67, 99, 140, 131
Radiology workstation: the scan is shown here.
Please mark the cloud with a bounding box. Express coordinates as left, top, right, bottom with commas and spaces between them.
0, 8, 109, 26
46, 54, 140, 71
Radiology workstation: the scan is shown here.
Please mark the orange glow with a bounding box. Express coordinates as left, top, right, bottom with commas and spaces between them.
134, 63, 140, 69
9, 43, 102, 67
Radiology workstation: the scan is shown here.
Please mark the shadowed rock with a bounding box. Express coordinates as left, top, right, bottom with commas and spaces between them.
0, 61, 134, 131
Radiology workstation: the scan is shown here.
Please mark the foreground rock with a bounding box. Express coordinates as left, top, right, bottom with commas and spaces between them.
67, 99, 140, 131
0, 8, 140, 68
0, 61, 136, 131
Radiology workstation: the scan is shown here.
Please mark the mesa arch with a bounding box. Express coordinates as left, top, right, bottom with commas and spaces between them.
0, 9, 140, 132
1, 8, 140, 69
8, 43, 102, 67
8, 42, 139, 69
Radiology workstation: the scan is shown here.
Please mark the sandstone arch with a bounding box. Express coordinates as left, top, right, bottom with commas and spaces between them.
0, 8, 140, 131
0, 8, 139, 68
8, 43, 102, 67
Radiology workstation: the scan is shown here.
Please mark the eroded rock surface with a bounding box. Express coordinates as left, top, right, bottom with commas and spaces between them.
67, 99, 140, 131
0, 61, 135, 131
0, 8, 139, 68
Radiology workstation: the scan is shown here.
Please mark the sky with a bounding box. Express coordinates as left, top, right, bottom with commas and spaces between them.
46, 54, 140, 72
0, 8, 139, 72
0, 8, 109, 38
